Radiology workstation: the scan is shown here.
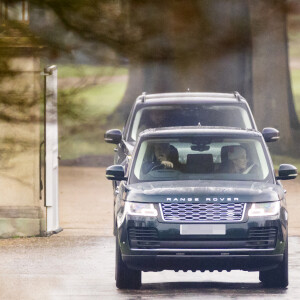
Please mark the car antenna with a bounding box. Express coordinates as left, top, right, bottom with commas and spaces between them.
233, 91, 242, 102
141, 92, 146, 102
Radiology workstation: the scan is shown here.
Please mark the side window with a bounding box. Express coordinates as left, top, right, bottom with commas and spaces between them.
130, 109, 143, 141
133, 141, 148, 179
123, 105, 136, 140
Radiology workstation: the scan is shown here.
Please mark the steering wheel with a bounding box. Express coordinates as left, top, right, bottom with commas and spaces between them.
243, 163, 258, 174
150, 164, 165, 172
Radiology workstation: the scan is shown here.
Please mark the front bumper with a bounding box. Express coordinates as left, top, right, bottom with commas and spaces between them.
118, 212, 287, 272
123, 253, 283, 272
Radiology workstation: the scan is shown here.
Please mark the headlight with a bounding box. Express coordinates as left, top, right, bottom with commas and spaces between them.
248, 201, 280, 217
126, 202, 158, 217
116, 202, 158, 228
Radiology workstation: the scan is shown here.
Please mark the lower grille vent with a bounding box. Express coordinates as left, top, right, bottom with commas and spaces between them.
246, 227, 277, 249
128, 227, 160, 249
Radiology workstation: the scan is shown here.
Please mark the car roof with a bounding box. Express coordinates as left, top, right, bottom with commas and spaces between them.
138, 126, 262, 139
136, 92, 247, 104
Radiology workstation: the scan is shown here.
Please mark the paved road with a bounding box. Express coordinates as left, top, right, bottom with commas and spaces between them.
1, 236, 300, 299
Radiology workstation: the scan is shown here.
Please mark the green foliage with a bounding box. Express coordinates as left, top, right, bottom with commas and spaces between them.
288, 13, 300, 57
290, 69, 300, 118
58, 64, 128, 78
59, 129, 113, 160
271, 154, 300, 171
288, 12, 300, 120
57, 64, 128, 159
74, 82, 126, 118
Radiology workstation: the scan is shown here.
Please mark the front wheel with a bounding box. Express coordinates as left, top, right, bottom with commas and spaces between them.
115, 236, 141, 289
259, 237, 288, 288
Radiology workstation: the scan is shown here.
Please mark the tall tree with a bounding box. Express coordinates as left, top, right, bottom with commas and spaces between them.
119, 0, 252, 116
2, 0, 299, 154
117, 0, 298, 153
249, 0, 298, 152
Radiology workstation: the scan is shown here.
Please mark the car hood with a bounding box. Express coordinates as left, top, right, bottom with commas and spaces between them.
125, 180, 283, 203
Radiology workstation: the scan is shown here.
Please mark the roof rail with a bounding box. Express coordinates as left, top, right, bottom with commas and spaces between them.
233, 91, 242, 102
143, 92, 235, 99
141, 92, 146, 102
137, 92, 240, 102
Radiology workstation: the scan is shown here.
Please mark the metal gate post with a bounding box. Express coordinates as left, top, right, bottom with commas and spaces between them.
44, 65, 62, 235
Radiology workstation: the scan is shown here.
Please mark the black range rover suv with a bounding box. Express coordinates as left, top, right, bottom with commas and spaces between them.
106, 127, 297, 289
105, 92, 279, 166
105, 92, 279, 234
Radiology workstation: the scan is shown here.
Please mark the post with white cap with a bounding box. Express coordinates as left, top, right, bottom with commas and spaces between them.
44, 65, 62, 235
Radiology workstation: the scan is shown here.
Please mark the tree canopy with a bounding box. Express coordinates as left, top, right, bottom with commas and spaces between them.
1, 0, 300, 154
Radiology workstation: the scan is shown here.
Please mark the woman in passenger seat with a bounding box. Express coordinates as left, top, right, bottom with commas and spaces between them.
226, 146, 256, 174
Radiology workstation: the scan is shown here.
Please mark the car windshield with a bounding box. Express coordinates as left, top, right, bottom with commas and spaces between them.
130, 135, 273, 183
129, 104, 253, 141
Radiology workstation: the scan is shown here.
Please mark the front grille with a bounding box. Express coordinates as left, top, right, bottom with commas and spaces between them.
128, 227, 160, 249
160, 203, 245, 223
246, 227, 277, 249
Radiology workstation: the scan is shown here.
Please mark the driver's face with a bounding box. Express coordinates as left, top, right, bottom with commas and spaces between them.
154, 144, 169, 161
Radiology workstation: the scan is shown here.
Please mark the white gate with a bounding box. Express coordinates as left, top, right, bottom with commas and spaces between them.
44, 65, 62, 235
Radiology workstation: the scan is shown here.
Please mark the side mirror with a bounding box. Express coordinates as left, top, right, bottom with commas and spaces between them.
104, 129, 122, 144
276, 164, 297, 180
106, 165, 127, 181
262, 127, 280, 143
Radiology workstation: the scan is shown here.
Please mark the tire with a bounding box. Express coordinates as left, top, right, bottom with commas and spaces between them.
259, 237, 288, 288
115, 236, 141, 289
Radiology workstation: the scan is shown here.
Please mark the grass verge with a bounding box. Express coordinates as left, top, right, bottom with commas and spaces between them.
58, 64, 128, 78
272, 154, 300, 171
290, 69, 300, 119
58, 65, 128, 160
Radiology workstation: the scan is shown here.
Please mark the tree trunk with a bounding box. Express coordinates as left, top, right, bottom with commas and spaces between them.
115, 0, 252, 117
114, 0, 298, 154
249, 0, 296, 153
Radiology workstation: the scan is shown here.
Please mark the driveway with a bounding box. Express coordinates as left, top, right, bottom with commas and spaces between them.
1, 235, 300, 299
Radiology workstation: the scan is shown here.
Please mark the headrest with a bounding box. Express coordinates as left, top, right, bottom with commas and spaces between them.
186, 154, 213, 173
